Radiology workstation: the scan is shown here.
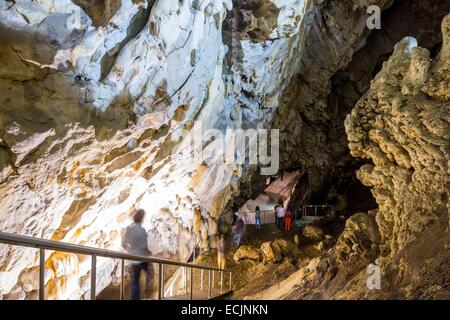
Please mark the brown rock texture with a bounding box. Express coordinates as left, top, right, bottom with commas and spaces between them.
335, 213, 381, 266
345, 15, 450, 259
302, 225, 325, 242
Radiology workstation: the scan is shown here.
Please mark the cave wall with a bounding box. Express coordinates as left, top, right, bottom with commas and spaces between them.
344, 20, 450, 296
346, 21, 450, 260
0, 0, 448, 300
284, 12, 449, 301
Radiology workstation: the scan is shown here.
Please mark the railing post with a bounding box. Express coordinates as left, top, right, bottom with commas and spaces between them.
184, 267, 187, 294
189, 267, 193, 300
39, 248, 45, 300
158, 263, 164, 300
220, 271, 224, 294
157, 263, 162, 300
208, 270, 211, 298
229, 272, 232, 292
91, 254, 96, 300
201, 269, 204, 291
120, 259, 124, 300
212, 270, 215, 288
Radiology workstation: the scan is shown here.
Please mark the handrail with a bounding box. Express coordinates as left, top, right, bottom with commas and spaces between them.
0, 232, 229, 272
0, 231, 232, 300
295, 204, 335, 222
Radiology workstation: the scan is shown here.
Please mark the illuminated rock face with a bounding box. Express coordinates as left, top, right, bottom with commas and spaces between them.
0, 0, 313, 299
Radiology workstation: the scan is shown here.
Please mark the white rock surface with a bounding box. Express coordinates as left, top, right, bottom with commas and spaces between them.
0, 0, 314, 299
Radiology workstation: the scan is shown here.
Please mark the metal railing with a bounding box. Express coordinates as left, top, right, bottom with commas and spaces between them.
0, 231, 232, 300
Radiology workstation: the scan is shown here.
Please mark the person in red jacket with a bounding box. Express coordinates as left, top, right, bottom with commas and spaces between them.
285, 209, 293, 231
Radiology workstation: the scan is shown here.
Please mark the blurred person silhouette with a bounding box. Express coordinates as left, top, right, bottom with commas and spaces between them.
232, 214, 245, 247
285, 208, 293, 231
122, 209, 151, 300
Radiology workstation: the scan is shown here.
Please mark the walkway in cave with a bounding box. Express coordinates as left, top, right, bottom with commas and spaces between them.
195, 218, 346, 300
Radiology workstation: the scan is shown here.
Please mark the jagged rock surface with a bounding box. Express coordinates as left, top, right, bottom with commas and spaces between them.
283, 14, 450, 300
345, 30, 450, 259
233, 245, 262, 261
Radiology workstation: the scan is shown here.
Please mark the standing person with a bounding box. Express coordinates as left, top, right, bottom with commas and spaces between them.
285, 208, 293, 231
121, 209, 151, 300
217, 234, 226, 269
255, 206, 261, 230
295, 223, 302, 246
232, 214, 244, 247
276, 199, 286, 230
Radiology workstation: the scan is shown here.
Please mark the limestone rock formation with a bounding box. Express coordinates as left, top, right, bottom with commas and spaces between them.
335, 213, 381, 266
272, 238, 301, 260
233, 245, 262, 262
281, 13, 450, 300
259, 238, 300, 263
0, 0, 234, 299
0, 0, 315, 299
